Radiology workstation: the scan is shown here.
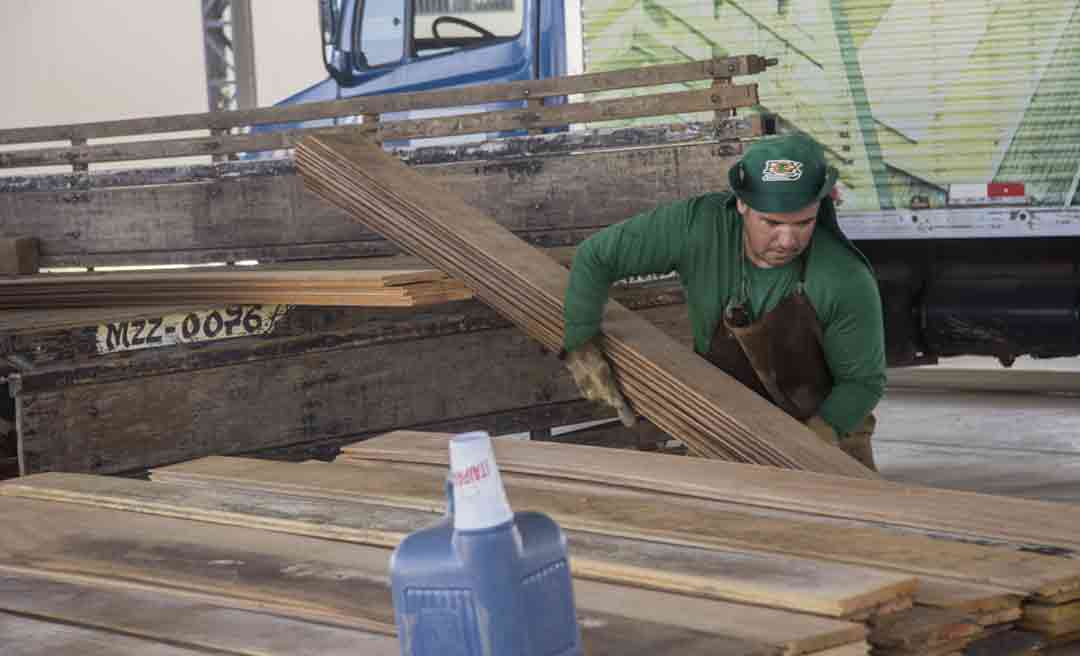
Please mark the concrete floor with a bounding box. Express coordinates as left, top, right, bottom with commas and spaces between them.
875, 357, 1080, 503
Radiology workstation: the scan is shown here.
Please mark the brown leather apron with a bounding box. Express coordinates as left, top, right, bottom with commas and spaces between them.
704, 255, 833, 421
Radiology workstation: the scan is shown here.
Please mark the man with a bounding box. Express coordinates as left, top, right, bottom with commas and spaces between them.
561, 133, 885, 469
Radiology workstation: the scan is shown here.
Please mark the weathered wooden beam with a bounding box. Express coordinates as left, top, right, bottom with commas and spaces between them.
1, 140, 744, 268
0, 86, 757, 169
0, 56, 770, 145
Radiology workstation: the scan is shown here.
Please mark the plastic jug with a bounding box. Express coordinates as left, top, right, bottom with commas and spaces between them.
390, 431, 582, 656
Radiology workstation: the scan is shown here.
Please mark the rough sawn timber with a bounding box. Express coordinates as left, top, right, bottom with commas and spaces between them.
295, 134, 873, 478
342, 432, 1080, 552
0, 495, 863, 656
0, 472, 916, 620
0, 133, 746, 269
149, 456, 1080, 601
0, 569, 401, 656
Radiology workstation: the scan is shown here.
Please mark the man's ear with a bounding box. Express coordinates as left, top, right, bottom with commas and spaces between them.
736, 198, 747, 216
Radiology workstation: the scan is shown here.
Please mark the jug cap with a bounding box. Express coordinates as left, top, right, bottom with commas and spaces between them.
449, 431, 514, 530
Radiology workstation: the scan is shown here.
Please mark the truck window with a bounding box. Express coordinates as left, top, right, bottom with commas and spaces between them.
357, 1, 406, 67
412, 0, 522, 58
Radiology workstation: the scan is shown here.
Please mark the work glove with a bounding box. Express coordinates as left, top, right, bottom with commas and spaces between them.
563, 339, 637, 428
804, 414, 878, 471
803, 415, 839, 446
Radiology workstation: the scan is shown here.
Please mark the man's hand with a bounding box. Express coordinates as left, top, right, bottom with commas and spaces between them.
564, 339, 637, 428
804, 414, 878, 471
803, 415, 839, 446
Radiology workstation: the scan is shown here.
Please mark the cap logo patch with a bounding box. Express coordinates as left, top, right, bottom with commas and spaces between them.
762, 159, 803, 182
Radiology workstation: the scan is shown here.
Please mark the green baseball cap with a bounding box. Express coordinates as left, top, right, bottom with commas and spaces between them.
728, 133, 838, 214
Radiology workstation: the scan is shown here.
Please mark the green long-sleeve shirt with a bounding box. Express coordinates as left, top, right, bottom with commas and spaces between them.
563, 192, 886, 435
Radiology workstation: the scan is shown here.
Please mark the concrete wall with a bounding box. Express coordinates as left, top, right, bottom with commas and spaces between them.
0, 0, 325, 131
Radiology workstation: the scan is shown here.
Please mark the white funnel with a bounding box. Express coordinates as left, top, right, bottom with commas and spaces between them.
448, 431, 514, 530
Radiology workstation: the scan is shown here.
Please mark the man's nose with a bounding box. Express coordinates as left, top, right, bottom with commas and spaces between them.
776, 228, 799, 249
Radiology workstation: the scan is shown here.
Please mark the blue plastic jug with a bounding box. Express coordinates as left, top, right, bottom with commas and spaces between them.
390, 431, 583, 656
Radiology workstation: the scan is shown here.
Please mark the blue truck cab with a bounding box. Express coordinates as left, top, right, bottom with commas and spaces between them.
282, 0, 568, 128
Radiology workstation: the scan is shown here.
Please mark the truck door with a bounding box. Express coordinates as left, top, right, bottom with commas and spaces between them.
314, 1, 543, 145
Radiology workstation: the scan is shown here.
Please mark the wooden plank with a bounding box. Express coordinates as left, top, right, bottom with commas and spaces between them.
887, 367, 1080, 395
341, 432, 1080, 552
1, 140, 741, 268
0, 284, 473, 309
0, 569, 401, 656
0, 472, 917, 619
865, 606, 980, 651
1021, 600, 1080, 636
148, 456, 1080, 600
0, 267, 450, 288
0, 495, 860, 656
0, 570, 779, 656
0, 56, 769, 144
295, 132, 872, 478
0, 86, 757, 169
914, 579, 1022, 615
0, 612, 222, 656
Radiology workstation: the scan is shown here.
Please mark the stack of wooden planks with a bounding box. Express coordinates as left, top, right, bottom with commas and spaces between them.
330, 431, 1080, 653
296, 133, 873, 479
2, 472, 873, 655
9, 430, 1080, 653
0, 265, 472, 309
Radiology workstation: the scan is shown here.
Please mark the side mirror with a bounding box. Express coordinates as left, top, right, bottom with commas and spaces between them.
319, 0, 358, 85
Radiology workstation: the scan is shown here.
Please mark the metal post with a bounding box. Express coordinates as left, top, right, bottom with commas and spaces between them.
201, 0, 258, 113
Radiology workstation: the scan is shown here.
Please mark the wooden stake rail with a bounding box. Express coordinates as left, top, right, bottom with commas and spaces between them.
0, 56, 772, 146
0, 56, 769, 170
295, 134, 873, 478
0, 267, 473, 308
342, 432, 1080, 552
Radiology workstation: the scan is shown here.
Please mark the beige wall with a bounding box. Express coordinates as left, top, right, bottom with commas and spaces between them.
0, 0, 325, 131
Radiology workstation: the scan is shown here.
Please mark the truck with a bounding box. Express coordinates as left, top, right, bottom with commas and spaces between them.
299, 0, 1080, 367
0, 2, 1077, 477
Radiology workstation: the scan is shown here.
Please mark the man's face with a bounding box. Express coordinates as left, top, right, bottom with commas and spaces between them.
737, 199, 820, 269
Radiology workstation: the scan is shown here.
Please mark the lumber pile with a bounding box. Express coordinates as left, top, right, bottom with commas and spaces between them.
295, 134, 873, 479
0, 474, 867, 656
11, 428, 1080, 653
140, 448, 1071, 654
331, 432, 1080, 651
0, 265, 472, 309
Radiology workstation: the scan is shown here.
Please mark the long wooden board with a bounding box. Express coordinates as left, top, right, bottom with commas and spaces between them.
886, 367, 1080, 395
0, 87, 758, 169
0, 612, 227, 656
149, 456, 1080, 601
0, 268, 471, 309
2, 136, 745, 269
0, 495, 862, 656
0, 569, 401, 656
341, 432, 1080, 552
295, 133, 873, 478
0, 472, 916, 619
0, 56, 769, 145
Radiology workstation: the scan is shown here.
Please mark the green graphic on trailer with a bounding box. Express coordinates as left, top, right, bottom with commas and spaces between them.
581, 0, 1080, 211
